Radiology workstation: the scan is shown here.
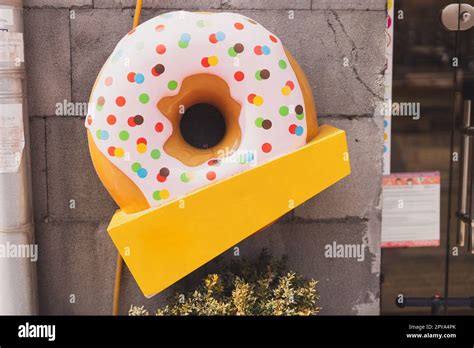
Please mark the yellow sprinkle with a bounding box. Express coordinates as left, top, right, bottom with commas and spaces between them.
208, 55, 219, 66
160, 189, 170, 199
282, 86, 291, 96
253, 95, 263, 106
114, 148, 124, 158
137, 143, 147, 153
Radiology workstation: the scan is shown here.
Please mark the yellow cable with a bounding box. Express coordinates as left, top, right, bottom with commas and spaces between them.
113, 0, 143, 316
132, 0, 143, 29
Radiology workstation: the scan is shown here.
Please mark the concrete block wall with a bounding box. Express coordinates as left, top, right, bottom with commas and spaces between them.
24, 0, 386, 315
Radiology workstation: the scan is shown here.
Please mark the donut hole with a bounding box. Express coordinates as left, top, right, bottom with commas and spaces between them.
180, 103, 226, 149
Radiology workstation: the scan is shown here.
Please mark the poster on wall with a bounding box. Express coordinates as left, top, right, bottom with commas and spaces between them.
381, 172, 441, 248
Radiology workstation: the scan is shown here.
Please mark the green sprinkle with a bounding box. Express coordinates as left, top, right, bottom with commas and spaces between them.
119, 130, 129, 141
168, 80, 178, 90
228, 47, 237, 57
279, 106, 289, 116
151, 149, 161, 159
131, 162, 141, 172
139, 93, 149, 104
255, 117, 264, 127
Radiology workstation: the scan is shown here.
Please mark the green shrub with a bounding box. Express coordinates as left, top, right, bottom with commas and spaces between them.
129, 250, 320, 316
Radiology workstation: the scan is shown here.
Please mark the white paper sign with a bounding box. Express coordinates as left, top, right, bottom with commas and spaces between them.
382, 172, 441, 248
0, 32, 24, 64
0, 9, 13, 26
0, 103, 24, 173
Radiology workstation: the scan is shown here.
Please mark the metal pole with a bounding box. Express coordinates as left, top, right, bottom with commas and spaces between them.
0, 0, 38, 315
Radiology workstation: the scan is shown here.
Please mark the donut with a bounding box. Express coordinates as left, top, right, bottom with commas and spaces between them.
86, 11, 318, 214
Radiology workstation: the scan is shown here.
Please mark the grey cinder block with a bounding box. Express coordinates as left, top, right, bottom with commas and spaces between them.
24, 0, 92, 8
94, 0, 221, 9
45, 117, 118, 222
222, 0, 311, 10
312, 0, 386, 11
36, 221, 116, 314
70, 9, 136, 104
29, 117, 48, 222
24, 9, 71, 117
295, 116, 384, 220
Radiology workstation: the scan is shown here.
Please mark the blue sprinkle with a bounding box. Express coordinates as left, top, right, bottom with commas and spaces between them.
216, 31, 226, 41
181, 33, 191, 42
262, 45, 271, 55
135, 73, 144, 84
295, 126, 304, 136
137, 168, 148, 178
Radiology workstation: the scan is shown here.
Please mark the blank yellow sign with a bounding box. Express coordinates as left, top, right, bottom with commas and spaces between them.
108, 124, 350, 297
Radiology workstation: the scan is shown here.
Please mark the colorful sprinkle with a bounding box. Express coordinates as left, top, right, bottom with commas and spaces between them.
152, 190, 170, 201
216, 31, 225, 41
279, 59, 288, 69
178, 41, 189, 48
116, 96, 126, 107
289, 124, 297, 134
155, 122, 164, 133
134, 115, 144, 125
155, 24, 165, 32
137, 167, 148, 178
152, 64, 165, 77
295, 126, 304, 136
114, 147, 125, 158
180, 172, 193, 183
131, 162, 141, 172
127, 72, 136, 82
168, 80, 178, 90
254, 45, 270, 56
104, 76, 113, 86
155, 44, 166, 55
139, 93, 150, 104
106, 114, 116, 125
262, 143, 272, 153
234, 22, 244, 30
136, 143, 147, 153
178, 33, 191, 48
206, 171, 216, 181
255, 69, 270, 80
96, 129, 109, 140
135, 73, 145, 84
119, 130, 129, 140
234, 71, 245, 81
279, 106, 289, 116
151, 149, 161, 159
253, 95, 263, 106
282, 86, 291, 96
136, 137, 147, 145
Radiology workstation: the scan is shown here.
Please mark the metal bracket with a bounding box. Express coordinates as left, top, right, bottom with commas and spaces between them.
441, 3, 474, 31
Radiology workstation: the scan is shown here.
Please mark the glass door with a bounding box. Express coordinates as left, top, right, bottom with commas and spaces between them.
381, 0, 474, 315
